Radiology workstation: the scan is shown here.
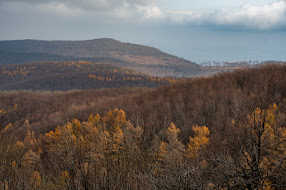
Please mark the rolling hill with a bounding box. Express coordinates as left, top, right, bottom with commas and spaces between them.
0, 38, 202, 77
1, 63, 285, 139
0, 61, 185, 91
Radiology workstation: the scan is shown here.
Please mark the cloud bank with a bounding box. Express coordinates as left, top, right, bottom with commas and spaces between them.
1, 0, 286, 30
169, 0, 286, 30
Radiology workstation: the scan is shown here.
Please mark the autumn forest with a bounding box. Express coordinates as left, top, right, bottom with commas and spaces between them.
0, 61, 285, 189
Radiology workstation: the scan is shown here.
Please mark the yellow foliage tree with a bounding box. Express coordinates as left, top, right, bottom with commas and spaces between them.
22, 150, 40, 169
30, 171, 42, 189
166, 123, 185, 162
157, 141, 168, 161
154, 123, 185, 173
2, 123, 13, 133
186, 125, 210, 158
243, 103, 285, 189
58, 171, 70, 189
45, 119, 83, 147
24, 130, 37, 148
0, 108, 7, 115
103, 109, 126, 154
216, 104, 286, 189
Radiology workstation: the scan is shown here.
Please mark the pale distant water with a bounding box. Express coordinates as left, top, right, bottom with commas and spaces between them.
112, 25, 286, 64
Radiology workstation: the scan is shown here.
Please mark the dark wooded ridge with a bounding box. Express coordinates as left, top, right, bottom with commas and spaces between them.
0, 61, 181, 91
0, 39, 201, 77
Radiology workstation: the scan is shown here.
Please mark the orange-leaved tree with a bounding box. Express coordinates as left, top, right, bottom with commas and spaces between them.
186, 125, 210, 159
212, 104, 286, 189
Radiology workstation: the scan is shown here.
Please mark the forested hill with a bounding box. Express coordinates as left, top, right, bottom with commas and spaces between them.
0, 64, 286, 189
0, 38, 172, 57
0, 38, 201, 77
1, 63, 285, 139
0, 61, 185, 91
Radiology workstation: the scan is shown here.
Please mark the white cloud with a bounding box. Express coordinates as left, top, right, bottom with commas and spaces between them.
213, 0, 286, 29
136, 5, 164, 19
168, 0, 286, 30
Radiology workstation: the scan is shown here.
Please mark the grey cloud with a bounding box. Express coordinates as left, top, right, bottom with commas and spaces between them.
1, 0, 125, 10
125, 0, 158, 6
0, 0, 157, 11
5, 0, 284, 30
0, 0, 163, 19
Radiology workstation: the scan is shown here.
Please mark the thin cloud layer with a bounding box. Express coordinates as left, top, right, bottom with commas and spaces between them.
169, 0, 286, 30
0, 0, 163, 19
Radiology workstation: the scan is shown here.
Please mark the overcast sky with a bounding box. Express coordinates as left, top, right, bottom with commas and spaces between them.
1, 0, 286, 63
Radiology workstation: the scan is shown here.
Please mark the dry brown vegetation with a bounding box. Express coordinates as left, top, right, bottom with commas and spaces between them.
0, 61, 187, 91
0, 64, 286, 189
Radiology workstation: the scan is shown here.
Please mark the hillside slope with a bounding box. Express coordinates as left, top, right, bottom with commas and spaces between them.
0, 61, 185, 91
1, 63, 285, 139
0, 39, 201, 77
